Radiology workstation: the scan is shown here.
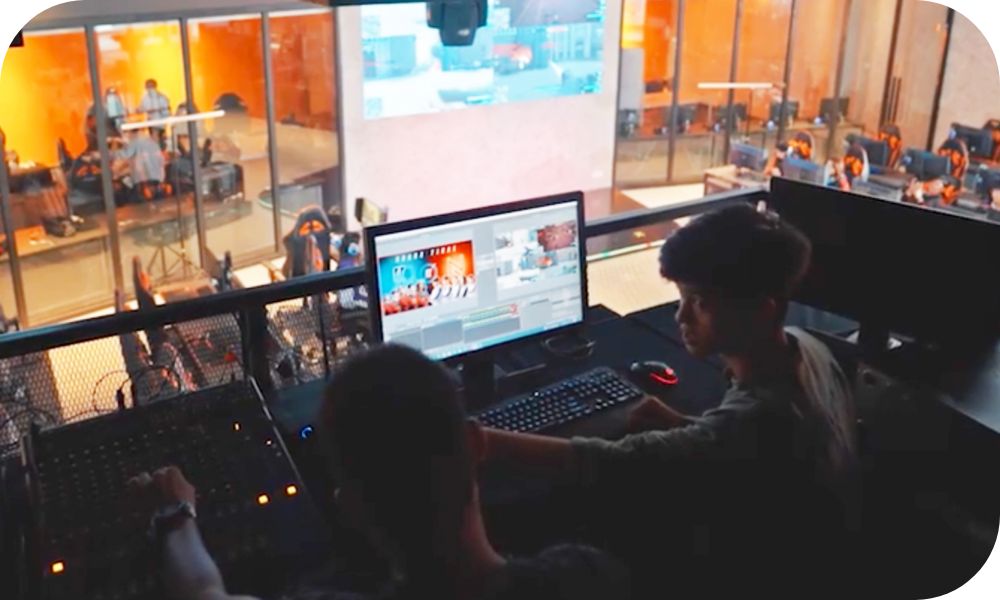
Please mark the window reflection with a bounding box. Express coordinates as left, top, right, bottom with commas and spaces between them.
0, 28, 116, 325
269, 9, 341, 243
94, 22, 202, 291
188, 14, 269, 263
672, 0, 737, 182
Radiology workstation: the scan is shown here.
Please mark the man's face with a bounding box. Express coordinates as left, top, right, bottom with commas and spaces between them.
675, 283, 770, 358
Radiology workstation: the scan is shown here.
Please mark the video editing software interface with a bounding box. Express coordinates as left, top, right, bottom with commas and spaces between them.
372, 200, 584, 360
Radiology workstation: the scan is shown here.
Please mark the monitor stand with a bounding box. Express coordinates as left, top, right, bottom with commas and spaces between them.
459, 356, 503, 411
458, 352, 550, 412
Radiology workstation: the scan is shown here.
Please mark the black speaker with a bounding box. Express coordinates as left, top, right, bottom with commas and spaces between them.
426, 0, 487, 46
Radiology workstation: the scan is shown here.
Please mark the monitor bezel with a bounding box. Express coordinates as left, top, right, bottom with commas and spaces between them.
364, 191, 589, 364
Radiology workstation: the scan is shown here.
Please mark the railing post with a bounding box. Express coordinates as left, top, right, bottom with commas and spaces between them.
242, 305, 274, 394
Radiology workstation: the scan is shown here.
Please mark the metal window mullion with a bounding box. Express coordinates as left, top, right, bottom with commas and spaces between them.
0, 147, 27, 326
667, 0, 686, 182
180, 17, 208, 268
85, 25, 125, 298
262, 12, 283, 253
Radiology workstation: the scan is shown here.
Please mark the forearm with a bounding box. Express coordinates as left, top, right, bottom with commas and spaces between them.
485, 428, 578, 478
161, 519, 258, 600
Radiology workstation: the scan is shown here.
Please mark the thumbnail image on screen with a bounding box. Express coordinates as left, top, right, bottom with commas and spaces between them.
494, 220, 579, 291
371, 199, 584, 360
361, 0, 606, 119
377, 241, 478, 316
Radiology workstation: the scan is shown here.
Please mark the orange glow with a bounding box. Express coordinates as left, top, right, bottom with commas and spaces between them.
257, 493, 270, 506
188, 18, 266, 120
0, 30, 91, 165
270, 11, 337, 130
50, 561, 65, 575
285, 484, 298, 497
96, 23, 186, 127
233, 422, 241, 432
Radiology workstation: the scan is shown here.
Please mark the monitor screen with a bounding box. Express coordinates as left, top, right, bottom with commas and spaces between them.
951, 123, 995, 159
855, 136, 889, 167
769, 178, 1000, 347
360, 1, 606, 120
367, 194, 586, 360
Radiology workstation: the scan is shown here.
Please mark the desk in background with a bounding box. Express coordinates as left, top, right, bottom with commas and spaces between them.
703, 165, 769, 195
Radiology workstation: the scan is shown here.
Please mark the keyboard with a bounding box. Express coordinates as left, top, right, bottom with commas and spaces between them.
476, 367, 644, 433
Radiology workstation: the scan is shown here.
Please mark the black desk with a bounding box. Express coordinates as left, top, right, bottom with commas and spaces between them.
629, 300, 858, 361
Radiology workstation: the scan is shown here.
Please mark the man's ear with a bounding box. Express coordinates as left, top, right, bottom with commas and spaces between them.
465, 419, 487, 465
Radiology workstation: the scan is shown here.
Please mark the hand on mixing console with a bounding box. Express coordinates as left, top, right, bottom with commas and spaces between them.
128, 466, 197, 511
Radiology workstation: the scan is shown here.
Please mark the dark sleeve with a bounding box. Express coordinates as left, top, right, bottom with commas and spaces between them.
486, 544, 630, 600
570, 389, 767, 485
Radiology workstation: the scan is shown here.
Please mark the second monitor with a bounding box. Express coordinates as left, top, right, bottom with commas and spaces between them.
365, 193, 587, 362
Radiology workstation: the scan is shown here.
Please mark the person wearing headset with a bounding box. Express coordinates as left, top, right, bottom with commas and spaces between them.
826, 142, 869, 191
764, 131, 815, 177
878, 124, 904, 170
904, 139, 969, 206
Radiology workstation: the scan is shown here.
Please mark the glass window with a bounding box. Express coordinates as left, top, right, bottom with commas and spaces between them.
882, 0, 949, 152
672, 0, 738, 182
614, 0, 679, 188
837, 0, 895, 143
188, 14, 274, 264
0, 28, 116, 325
786, 0, 850, 165
94, 21, 202, 296
0, 210, 16, 322
268, 8, 341, 249
733, 0, 792, 154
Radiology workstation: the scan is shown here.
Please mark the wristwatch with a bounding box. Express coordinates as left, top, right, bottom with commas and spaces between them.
147, 500, 197, 541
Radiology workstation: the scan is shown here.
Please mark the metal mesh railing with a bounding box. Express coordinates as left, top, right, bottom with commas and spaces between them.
266, 286, 372, 390
0, 189, 761, 452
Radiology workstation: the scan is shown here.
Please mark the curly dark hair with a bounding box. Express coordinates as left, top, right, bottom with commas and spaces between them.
659, 203, 811, 299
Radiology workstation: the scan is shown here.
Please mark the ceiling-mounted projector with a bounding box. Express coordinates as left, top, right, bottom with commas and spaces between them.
426, 0, 488, 46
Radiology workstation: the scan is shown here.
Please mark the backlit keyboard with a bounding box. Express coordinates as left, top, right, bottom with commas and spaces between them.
476, 367, 644, 433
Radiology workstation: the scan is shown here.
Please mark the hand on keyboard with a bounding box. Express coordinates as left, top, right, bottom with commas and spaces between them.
626, 396, 689, 433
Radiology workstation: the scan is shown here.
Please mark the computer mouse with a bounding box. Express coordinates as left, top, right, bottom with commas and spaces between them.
629, 361, 679, 388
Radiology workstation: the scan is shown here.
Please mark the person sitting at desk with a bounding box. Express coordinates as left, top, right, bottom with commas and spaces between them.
127, 344, 629, 600
904, 138, 969, 206
985, 119, 1000, 163
764, 131, 815, 176
484, 204, 858, 593
826, 142, 869, 191
115, 129, 171, 204
878, 124, 904, 170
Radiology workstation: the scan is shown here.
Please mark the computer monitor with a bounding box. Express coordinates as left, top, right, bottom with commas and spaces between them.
950, 123, 995, 160
366, 193, 587, 363
769, 178, 1000, 351
781, 157, 823, 185
714, 103, 747, 127
978, 168, 1000, 197
903, 149, 950, 181
730, 142, 766, 172
355, 197, 389, 227
661, 103, 698, 133
769, 100, 800, 125
853, 136, 890, 167
819, 97, 850, 123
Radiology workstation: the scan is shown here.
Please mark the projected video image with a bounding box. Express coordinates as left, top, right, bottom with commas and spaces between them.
361, 0, 606, 119
378, 241, 477, 316
494, 220, 579, 291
